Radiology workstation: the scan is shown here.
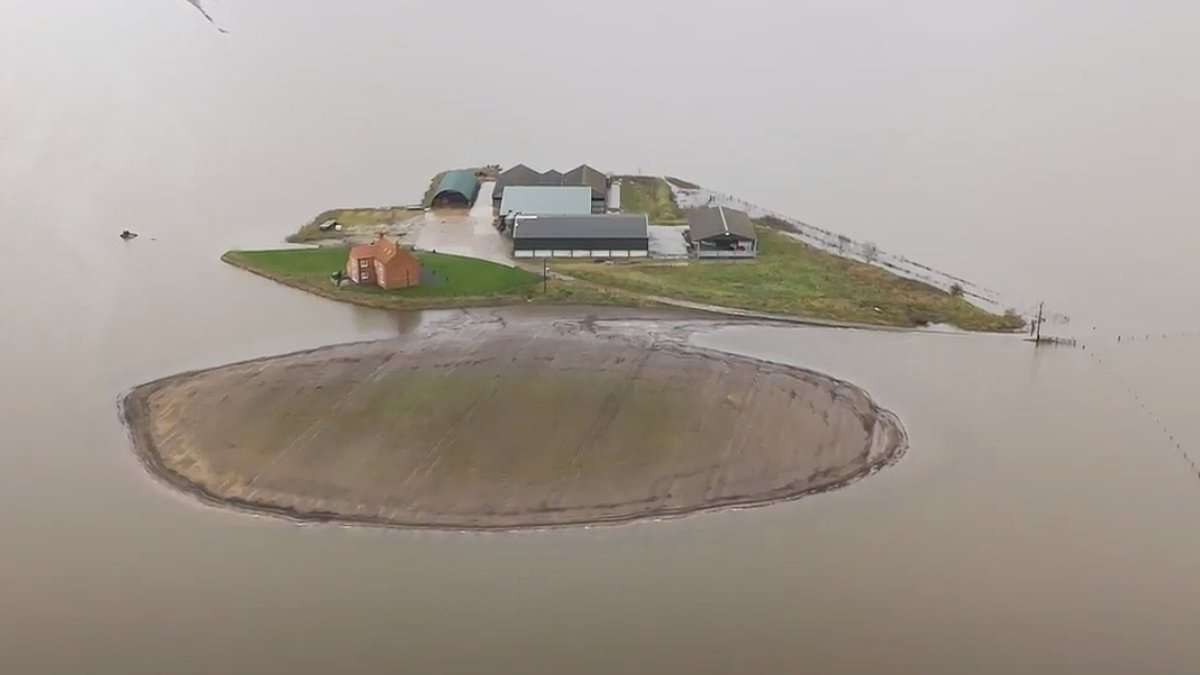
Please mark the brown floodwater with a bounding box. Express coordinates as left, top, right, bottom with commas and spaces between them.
4, 1, 1200, 674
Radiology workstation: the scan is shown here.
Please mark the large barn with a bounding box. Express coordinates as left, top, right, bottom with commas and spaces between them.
492, 164, 609, 213
687, 206, 758, 258
512, 214, 649, 258
498, 186, 593, 228
431, 170, 481, 208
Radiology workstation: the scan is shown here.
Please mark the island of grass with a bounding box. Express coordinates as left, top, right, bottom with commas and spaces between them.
555, 227, 1024, 331
232, 168, 1021, 330
222, 246, 646, 310
122, 313, 907, 530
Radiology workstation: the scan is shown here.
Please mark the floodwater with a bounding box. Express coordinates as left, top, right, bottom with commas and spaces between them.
3, 1, 1200, 673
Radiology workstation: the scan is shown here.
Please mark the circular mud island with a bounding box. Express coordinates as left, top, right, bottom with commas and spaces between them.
123, 315, 906, 529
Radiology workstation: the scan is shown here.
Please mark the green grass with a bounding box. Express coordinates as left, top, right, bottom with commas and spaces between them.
554, 227, 1025, 332
618, 176, 686, 224
221, 246, 660, 311
288, 207, 423, 243
223, 247, 542, 308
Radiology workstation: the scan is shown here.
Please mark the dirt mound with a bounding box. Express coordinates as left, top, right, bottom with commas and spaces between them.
123, 318, 905, 529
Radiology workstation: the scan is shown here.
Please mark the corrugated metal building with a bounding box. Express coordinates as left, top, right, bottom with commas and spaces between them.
492, 164, 609, 213
498, 186, 593, 227
512, 214, 649, 258
563, 164, 609, 213
688, 206, 758, 258
492, 164, 541, 209
431, 170, 481, 208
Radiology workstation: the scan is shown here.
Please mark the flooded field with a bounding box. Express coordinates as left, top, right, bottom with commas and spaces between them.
124, 317, 905, 529
7, 1, 1200, 674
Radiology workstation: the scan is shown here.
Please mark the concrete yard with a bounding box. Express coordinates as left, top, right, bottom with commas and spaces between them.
123, 313, 906, 529
648, 225, 689, 258
413, 181, 514, 266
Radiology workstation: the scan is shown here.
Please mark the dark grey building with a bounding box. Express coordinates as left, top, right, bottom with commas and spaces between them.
492, 163, 541, 210
512, 214, 649, 258
492, 163, 609, 213
687, 206, 758, 258
562, 164, 608, 213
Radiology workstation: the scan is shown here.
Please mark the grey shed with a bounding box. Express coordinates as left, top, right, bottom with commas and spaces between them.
688, 206, 758, 258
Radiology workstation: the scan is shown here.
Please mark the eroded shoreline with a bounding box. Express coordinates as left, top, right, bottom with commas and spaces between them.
121, 314, 907, 530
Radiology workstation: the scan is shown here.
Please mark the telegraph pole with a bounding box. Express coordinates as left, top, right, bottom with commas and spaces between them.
543, 259, 548, 294
1034, 302, 1045, 344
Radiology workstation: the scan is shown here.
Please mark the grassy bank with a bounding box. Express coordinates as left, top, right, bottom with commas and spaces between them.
554, 228, 1024, 331
222, 247, 652, 311
618, 176, 686, 224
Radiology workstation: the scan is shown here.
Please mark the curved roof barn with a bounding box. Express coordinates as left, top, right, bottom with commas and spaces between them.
431, 170, 481, 207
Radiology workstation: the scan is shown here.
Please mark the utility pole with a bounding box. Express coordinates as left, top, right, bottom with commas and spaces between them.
543, 259, 548, 294
1034, 301, 1045, 344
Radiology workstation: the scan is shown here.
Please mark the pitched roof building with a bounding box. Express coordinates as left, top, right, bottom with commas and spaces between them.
687, 207, 758, 258
498, 186, 594, 226
346, 237, 422, 289
492, 164, 610, 213
512, 214, 648, 258
562, 164, 608, 201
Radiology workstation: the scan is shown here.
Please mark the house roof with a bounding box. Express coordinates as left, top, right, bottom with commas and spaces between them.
513, 214, 648, 240
433, 170, 481, 203
348, 243, 376, 260
688, 206, 757, 241
348, 237, 418, 265
500, 186, 594, 217
563, 164, 608, 198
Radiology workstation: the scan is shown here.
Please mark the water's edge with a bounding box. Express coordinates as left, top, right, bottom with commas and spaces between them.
118, 329, 910, 532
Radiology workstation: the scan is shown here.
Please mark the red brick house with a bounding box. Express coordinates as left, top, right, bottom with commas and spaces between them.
346, 237, 421, 290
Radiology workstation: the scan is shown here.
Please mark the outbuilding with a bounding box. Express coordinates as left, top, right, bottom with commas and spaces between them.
431, 170, 481, 208
563, 164, 609, 213
687, 206, 758, 258
492, 163, 610, 212
492, 164, 542, 210
498, 186, 594, 228
346, 236, 422, 289
512, 214, 649, 258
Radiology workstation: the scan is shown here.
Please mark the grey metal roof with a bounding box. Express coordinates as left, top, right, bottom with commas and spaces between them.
563, 164, 608, 198
538, 169, 564, 186
494, 164, 542, 198
500, 186, 593, 217
688, 206, 757, 241
513, 214, 648, 240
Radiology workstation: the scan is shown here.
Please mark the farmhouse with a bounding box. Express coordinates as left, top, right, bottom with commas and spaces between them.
492, 163, 610, 213
346, 237, 422, 289
687, 206, 758, 258
497, 186, 593, 228
512, 214, 648, 259
431, 170, 481, 208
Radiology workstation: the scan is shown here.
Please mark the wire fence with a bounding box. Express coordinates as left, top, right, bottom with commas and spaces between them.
664, 180, 1017, 313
